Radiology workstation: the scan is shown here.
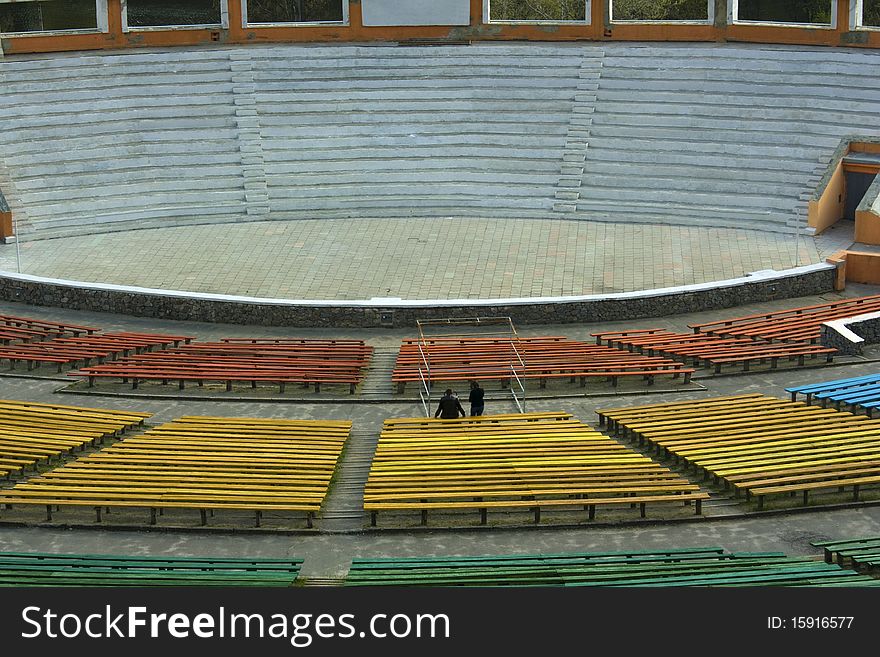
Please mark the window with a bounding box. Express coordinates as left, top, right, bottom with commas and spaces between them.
610, 0, 711, 22
731, 0, 836, 26
0, 0, 101, 34
123, 0, 226, 29
242, 0, 345, 25
486, 0, 590, 23
857, 0, 880, 27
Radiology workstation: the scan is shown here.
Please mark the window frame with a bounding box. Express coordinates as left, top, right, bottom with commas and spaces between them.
240, 0, 349, 27
0, 0, 109, 36
608, 0, 714, 25
729, 0, 839, 30
851, 0, 880, 30
483, 0, 592, 25
121, 0, 229, 33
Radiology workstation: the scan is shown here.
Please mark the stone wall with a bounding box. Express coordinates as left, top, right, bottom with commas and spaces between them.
821, 311, 880, 355
0, 265, 837, 328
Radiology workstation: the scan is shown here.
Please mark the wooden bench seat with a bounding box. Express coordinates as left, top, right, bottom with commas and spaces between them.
366, 491, 709, 525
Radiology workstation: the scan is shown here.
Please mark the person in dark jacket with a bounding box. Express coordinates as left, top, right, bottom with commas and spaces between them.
468, 380, 485, 417
435, 389, 465, 419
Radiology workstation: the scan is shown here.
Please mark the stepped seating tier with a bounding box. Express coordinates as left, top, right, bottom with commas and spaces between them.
345, 547, 879, 587
689, 295, 880, 342
68, 339, 374, 393
598, 394, 880, 510
0, 400, 150, 479
0, 552, 303, 587
592, 329, 836, 374
0, 416, 352, 528
364, 412, 707, 526
0, 331, 194, 372
812, 536, 880, 572
787, 374, 880, 416
392, 336, 693, 392
580, 45, 880, 232
3, 43, 879, 237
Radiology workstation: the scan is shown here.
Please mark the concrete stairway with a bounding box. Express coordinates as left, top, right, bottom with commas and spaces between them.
577, 44, 880, 234
250, 44, 591, 220
0, 49, 246, 239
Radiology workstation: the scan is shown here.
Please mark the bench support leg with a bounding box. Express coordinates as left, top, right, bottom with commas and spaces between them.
306, 512, 314, 529
588, 504, 595, 521
853, 485, 860, 502
420, 509, 428, 526
370, 511, 377, 527
150, 508, 157, 525
200, 509, 208, 526
639, 502, 646, 518
95, 506, 102, 523
226, 380, 233, 392
533, 507, 541, 524
255, 510, 262, 528
480, 508, 487, 525
46, 505, 53, 521
695, 499, 702, 516
803, 490, 809, 506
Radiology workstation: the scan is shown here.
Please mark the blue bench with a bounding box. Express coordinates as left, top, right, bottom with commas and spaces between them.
787, 373, 880, 403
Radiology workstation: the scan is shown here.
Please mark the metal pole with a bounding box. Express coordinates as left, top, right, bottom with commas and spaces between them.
12, 209, 21, 273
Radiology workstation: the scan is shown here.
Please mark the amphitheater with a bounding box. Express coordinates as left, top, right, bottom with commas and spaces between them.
2, 0, 880, 589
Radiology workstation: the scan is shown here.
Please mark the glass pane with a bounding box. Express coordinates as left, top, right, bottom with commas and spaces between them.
490, 0, 587, 21
126, 0, 221, 27
0, 0, 97, 33
864, 0, 880, 27
245, 0, 344, 23
736, 0, 833, 24
612, 0, 708, 21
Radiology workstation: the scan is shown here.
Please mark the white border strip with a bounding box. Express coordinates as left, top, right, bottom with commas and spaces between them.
0, 263, 834, 309
821, 309, 880, 348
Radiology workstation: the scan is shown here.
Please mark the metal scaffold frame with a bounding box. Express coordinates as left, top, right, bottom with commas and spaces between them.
415, 316, 526, 417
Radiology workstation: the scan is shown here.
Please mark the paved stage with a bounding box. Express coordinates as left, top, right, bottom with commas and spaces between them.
0, 218, 833, 300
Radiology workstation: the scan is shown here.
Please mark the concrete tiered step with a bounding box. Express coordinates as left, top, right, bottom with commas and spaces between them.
319, 426, 381, 532
358, 348, 399, 400
577, 44, 880, 233
251, 44, 595, 221
0, 49, 246, 239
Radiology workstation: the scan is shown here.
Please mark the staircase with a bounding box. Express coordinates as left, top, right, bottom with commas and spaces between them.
319, 426, 380, 532
358, 348, 399, 401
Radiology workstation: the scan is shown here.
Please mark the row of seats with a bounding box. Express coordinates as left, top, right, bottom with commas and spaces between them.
6, 542, 879, 587
598, 394, 880, 510
346, 547, 880, 587
814, 536, 880, 572
0, 313, 97, 344
689, 294, 880, 342
0, 331, 194, 372
593, 328, 836, 374
0, 400, 150, 479
0, 552, 303, 587
787, 373, 880, 416
70, 339, 374, 393
0, 416, 352, 528
364, 412, 707, 526
392, 336, 694, 392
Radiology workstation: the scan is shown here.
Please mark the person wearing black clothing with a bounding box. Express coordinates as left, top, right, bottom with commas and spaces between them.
468, 380, 485, 417
435, 388, 466, 419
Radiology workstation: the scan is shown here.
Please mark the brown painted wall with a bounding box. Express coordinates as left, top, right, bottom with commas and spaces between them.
3, 1, 880, 55
0, 211, 12, 240
810, 160, 847, 235
842, 250, 880, 285
855, 208, 880, 244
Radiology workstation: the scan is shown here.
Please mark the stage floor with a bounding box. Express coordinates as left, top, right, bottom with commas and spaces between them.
0, 218, 832, 301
